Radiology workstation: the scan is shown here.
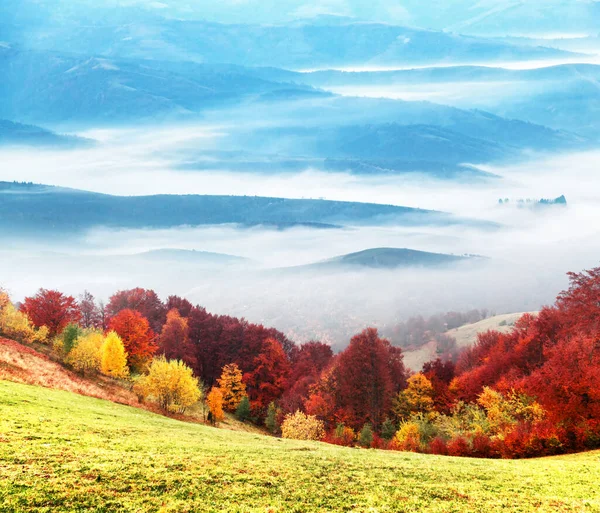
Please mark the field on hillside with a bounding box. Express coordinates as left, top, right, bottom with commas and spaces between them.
1, 381, 600, 512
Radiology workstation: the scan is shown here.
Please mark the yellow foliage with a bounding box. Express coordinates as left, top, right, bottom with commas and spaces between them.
134, 357, 201, 413
281, 411, 325, 441
66, 332, 104, 375
207, 387, 225, 424
394, 373, 434, 419
100, 331, 129, 379
394, 421, 421, 452
0, 294, 48, 344
217, 363, 247, 412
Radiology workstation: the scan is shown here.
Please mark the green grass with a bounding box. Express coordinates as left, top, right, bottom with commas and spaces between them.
1, 381, 600, 512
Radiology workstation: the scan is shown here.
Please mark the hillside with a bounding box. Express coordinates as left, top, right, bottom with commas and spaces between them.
1, 380, 599, 512
446, 312, 537, 348
303, 248, 476, 271
0, 183, 486, 236
0, 119, 85, 147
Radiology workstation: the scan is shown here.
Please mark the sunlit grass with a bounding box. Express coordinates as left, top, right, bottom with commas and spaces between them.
1, 380, 600, 512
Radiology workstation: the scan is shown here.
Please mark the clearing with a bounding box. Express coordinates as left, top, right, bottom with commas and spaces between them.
1, 380, 599, 512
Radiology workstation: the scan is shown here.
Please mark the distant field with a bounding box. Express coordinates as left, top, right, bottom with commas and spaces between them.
2, 381, 600, 512
446, 312, 536, 348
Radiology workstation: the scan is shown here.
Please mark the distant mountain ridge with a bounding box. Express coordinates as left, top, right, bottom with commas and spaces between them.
0, 119, 86, 147
0, 182, 495, 236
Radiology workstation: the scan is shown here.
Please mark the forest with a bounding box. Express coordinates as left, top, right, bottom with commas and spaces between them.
1, 264, 599, 459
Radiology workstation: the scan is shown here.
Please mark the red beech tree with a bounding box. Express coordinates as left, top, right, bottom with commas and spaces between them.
105, 288, 166, 333
108, 309, 157, 369
159, 309, 195, 367
20, 289, 81, 337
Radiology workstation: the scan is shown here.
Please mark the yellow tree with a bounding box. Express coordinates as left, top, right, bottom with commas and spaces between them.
393, 373, 434, 420
281, 411, 325, 441
134, 357, 201, 413
217, 363, 247, 411
66, 331, 104, 375
100, 331, 129, 379
206, 386, 225, 425
0, 293, 48, 344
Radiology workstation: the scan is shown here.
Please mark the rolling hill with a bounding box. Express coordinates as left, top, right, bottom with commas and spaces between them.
0, 182, 492, 236
0, 119, 86, 147
1, 379, 599, 512
299, 248, 478, 271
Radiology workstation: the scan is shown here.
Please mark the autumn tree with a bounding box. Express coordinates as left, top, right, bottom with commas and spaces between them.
243, 337, 290, 411
0, 293, 48, 344
66, 331, 104, 375
109, 309, 157, 371
393, 373, 434, 420
20, 289, 81, 338
207, 387, 225, 425
100, 331, 129, 379
334, 328, 398, 430
159, 309, 194, 367
105, 288, 166, 333
217, 363, 247, 412
281, 411, 325, 441
78, 291, 102, 329
134, 357, 201, 413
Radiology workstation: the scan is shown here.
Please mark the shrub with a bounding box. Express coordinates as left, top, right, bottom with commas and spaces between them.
447, 436, 471, 457
329, 423, 356, 446
66, 331, 104, 375
429, 437, 448, 455
394, 421, 421, 452
100, 331, 129, 379
134, 356, 201, 414
281, 411, 325, 441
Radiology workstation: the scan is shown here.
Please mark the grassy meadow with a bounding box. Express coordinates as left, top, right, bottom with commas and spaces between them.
1, 380, 600, 512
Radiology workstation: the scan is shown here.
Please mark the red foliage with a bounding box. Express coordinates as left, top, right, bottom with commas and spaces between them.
159, 309, 195, 368
105, 288, 166, 333
334, 328, 401, 431
20, 289, 81, 337
108, 309, 157, 368
243, 337, 291, 412
428, 437, 448, 456
446, 436, 471, 457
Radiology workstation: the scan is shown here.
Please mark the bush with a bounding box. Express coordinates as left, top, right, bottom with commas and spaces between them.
394, 421, 421, 452
265, 401, 279, 434
61, 323, 82, 355
429, 437, 448, 455
134, 356, 201, 413
447, 436, 471, 457
281, 411, 325, 441
66, 331, 104, 375
328, 423, 356, 446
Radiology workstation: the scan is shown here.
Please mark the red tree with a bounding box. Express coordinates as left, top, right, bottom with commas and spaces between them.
334, 328, 397, 430
159, 309, 195, 368
243, 337, 291, 411
20, 289, 81, 337
105, 288, 166, 333
78, 290, 102, 329
108, 309, 157, 369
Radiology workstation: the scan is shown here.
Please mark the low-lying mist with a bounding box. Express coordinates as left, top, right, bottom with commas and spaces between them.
2, 123, 600, 347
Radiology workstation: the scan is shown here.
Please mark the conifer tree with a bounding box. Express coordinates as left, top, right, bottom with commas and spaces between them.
217, 363, 247, 411
265, 401, 279, 434
235, 395, 251, 422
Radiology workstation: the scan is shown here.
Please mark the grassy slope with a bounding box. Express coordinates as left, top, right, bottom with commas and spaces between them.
1, 381, 600, 512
